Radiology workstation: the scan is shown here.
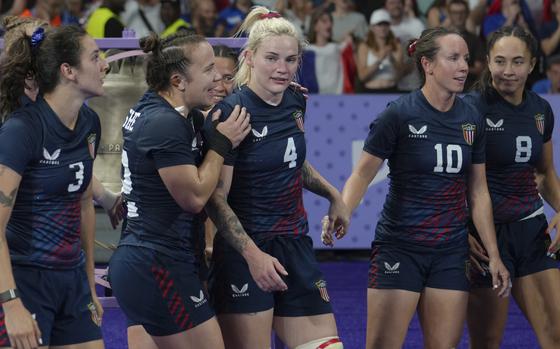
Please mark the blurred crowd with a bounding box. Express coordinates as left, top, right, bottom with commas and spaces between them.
2, 0, 560, 94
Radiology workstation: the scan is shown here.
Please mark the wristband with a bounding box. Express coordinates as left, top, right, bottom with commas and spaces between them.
0, 288, 19, 304
206, 120, 233, 158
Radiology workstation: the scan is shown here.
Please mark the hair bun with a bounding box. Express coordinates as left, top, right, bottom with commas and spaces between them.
139, 33, 161, 54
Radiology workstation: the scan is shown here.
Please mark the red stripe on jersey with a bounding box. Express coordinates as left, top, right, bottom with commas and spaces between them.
317, 338, 341, 348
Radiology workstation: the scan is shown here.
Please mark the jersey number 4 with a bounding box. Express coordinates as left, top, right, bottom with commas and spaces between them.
434, 144, 463, 174
284, 137, 298, 168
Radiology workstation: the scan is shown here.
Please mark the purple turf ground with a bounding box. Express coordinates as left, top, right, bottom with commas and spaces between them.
100, 261, 540, 349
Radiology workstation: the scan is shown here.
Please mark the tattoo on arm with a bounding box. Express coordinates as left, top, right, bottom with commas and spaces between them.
0, 166, 17, 208
206, 194, 250, 253
301, 161, 333, 199
0, 188, 16, 208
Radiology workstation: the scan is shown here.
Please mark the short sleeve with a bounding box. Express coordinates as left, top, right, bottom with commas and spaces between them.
363, 103, 400, 160
141, 111, 195, 169
88, 107, 102, 158
544, 100, 554, 143
0, 115, 37, 175
203, 101, 238, 166
470, 106, 486, 164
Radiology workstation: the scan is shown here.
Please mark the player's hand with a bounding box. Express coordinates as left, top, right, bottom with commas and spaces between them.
107, 194, 124, 229
89, 293, 104, 327
468, 233, 489, 274
328, 195, 350, 240
289, 81, 309, 99
546, 212, 560, 258
213, 106, 251, 148
245, 247, 288, 292
321, 215, 333, 247
3, 298, 42, 349
488, 257, 511, 298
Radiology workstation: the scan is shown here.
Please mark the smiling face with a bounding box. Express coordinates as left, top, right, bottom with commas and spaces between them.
488, 35, 535, 100
181, 41, 220, 109
246, 34, 299, 103
424, 34, 469, 94
211, 56, 236, 103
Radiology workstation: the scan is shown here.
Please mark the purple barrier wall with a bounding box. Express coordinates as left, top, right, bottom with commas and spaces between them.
304, 94, 560, 249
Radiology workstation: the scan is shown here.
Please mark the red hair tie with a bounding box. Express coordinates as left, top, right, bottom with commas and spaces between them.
259, 11, 282, 20
407, 39, 418, 57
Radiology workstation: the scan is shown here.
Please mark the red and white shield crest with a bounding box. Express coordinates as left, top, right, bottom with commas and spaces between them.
315, 280, 330, 302
462, 123, 476, 146
535, 113, 545, 135
87, 133, 96, 159
292, 109, 304, 132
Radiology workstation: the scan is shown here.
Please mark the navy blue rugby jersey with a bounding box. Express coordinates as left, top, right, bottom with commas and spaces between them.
119, 90, 204, 262
0, 97, 101, 269
207, 85, 308, 241
463, 89, 554, 223
364, 90, 485, 249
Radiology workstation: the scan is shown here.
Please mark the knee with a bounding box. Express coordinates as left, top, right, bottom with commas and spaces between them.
294, 336, 343, 349
538, 323, 560, 349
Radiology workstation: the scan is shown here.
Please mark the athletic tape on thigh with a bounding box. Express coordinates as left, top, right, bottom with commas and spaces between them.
294, 336, 343, 349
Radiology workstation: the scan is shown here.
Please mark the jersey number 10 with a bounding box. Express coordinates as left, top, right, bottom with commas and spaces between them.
433, 144, 463, 174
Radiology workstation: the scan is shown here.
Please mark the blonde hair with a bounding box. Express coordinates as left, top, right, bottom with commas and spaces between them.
234, 6, 306, 87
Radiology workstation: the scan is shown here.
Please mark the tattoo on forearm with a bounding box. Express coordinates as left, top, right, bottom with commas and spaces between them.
216, 179, 224, 189
301, 162, 332, 199
0, 188, 17, 208
207, 195, 249, 253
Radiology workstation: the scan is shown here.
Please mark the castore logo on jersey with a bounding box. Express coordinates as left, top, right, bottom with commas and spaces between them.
408, 125, 428, 138
41, 148, 61, 165
486, 118, 504, 131
251, 126, 268, 142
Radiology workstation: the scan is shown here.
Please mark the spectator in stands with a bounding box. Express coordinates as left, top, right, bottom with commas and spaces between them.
384, 0, 425, 91
540, 0, 560, 57
215, 0, 252, 37
160, 0, 193, 37
482, 0, 535, 39
0, 0, 26, 22
275, 0, 315, 38
121, 0, 165, 38
190, 0, 218, 37
426, 0, 450, 28
86, 0, 126, 38
61, 0, 85, 25
305, 8, 349, 94
404, 0, 421, 19
356, 9, 402, 93
532, 54, 560, 94
447, 0, 484, 90
21, 0, 64, 27
331, 0, 368, 43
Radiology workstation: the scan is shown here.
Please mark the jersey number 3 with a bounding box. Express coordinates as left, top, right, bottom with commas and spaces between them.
68, 162, 84, 192
284, 137, 298, 168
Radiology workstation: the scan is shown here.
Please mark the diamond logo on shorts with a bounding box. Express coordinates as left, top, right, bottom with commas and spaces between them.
231, 283, 249, 298
315, 280, 330, 303
190, 290, 208, 308
384, 262, 400, 274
